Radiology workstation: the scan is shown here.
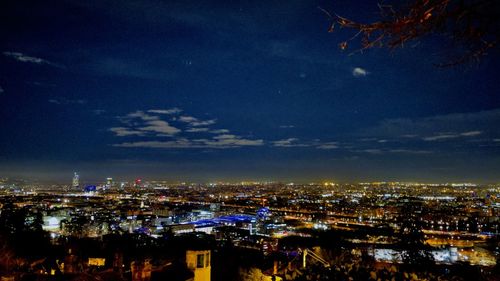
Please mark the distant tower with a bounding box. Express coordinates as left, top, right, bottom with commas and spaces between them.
134, 178, 142, 188
186, 250, 211, 281
72, 172, 80, 189
106, 177, 113, 188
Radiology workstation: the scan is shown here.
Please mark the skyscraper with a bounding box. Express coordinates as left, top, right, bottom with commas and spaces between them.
72, 172, 79, 189
106, 177, 113, 188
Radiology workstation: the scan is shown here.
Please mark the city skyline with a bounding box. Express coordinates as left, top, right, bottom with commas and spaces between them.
1, 0, 499, 183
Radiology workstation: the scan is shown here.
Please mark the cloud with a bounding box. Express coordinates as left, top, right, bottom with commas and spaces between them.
191, 119, 216, 126
279, 125, 295, 129
213, 134, 237, 140
48, 98, 86, 105
210, 129, 230, 134
112, 110, 181, 137
110, 109, 262, 148
352, 67, 368, 77
203, 135, 264, 147
357, 149, 383, 154
139, 120, 180, 135
460, 131, 482, 137
178, 115, 216, 126
109, 127, 145, 137
148, 108, 182, 115
0, 86, 3, 94
3, 51, 64, 68
179, 116, 198, 123
273, 138, 297, 147
114, 135, 264, 149
271, 138, 341, 149
125, 111, 158, 121
362, 109, 500, 140
186, 128, 209, 132
272, 138, 309, 147
423, 134, 460, 141
316, 142, 339, 150
114, 140, 194, 149
423, 131, 482, 141
388, 149, 432, 154
354, 148, 431, 154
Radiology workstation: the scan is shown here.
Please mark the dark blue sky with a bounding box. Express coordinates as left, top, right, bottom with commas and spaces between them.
1, 0, 499, 183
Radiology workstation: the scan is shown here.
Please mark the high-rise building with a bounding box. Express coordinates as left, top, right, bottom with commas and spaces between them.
72, 172, 79, 189
134, 178, 142, 188
106, 177, 113, 188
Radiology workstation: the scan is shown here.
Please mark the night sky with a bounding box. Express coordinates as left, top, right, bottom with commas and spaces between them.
1, 0, 499, 183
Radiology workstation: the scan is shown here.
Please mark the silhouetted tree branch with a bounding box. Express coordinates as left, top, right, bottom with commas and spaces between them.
324, 0, 500, 66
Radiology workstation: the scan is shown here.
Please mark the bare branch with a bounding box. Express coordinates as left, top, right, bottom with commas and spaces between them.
326, 0, 500, 66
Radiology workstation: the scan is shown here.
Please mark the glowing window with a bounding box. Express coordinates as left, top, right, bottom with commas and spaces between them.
196, 254, 204, 268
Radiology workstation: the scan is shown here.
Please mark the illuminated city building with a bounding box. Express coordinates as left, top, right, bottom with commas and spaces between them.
72, 172, 79, 189
135, 178, 142, 188
106, 177, 113, 188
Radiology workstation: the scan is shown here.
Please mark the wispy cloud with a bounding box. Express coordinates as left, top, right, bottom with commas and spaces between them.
125, 111, 158, 121
272, 138, 340, 149
48, 98, 86, 105
203, 134, 264, 147
355, 148, 431, 154
139, 120, 180, 135
460, 130, 482, 137
352, 67, 368, 77
362, 109, 499, 141
114, 135, 264, 149
179, 116, 198, 123
357, 149, 383, 154
210, 129, 230, 134
186, 127, 210, 132
423, 134, 460, 141
279, 125, 295, 129
111, 109, 263, 149
109, 127, 145, 137
316, 142, 339, 150
423, 131, 482, 141
272, 138, 308, 147
148, 108, 182, 115
177, 115, 217, 126
112, 110, 181, 136
3, 51, 64, 68
191, 119, 216, 126
388, 149, 432, 154
114, 139, 194, 149
0, 86, 4, 94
